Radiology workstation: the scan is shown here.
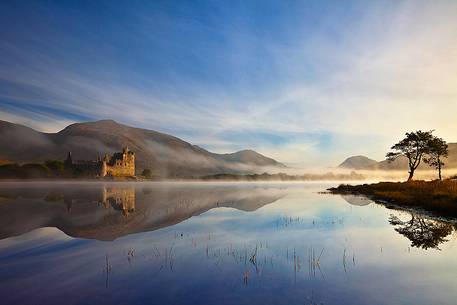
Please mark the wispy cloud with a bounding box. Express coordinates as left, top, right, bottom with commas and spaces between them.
1, 1, 456, 167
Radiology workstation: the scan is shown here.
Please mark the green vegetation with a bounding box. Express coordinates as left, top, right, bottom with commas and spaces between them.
0, 160, 71, 179
424, 136, 448, 180
329, 130, 457, 218
0, 163, 49, 179
141, 168, 153, 178
387, 130, 449, 181
45, 160, 65, 172
329, 180, 457, 218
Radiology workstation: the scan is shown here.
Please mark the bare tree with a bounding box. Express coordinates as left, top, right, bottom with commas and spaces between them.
386, 130, 434, 181
424, 137, 448, 180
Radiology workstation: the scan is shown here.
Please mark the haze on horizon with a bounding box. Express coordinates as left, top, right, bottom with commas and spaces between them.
1, 0, 456, 168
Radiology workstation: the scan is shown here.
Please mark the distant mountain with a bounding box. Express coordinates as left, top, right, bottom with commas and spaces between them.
338, 156, 379, 170
0, 119, 285, 177
339, 143, 457, 170
217, 149, 282, 167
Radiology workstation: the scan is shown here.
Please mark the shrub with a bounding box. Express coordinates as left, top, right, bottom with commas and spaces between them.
21, 163, 51, 178
142, 168, 153, 178
45, 160, 64, 172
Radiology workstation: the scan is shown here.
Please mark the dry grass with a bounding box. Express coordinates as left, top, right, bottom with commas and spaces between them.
329, 180, 457, 218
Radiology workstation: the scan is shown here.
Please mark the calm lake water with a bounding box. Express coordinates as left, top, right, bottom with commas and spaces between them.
0, 181, 456, 305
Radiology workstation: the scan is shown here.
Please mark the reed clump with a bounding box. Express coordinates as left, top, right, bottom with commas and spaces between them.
329, 180, 457, 218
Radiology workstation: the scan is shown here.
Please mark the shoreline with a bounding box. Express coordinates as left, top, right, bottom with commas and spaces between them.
0, 179, 365, 185
328, 180, 457, 221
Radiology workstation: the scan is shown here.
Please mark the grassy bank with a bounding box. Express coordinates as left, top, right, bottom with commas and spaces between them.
329, 180, 457, 218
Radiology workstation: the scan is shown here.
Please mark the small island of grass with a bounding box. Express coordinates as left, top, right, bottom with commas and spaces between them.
329, 180, 457, 218
329, 130, 457, 219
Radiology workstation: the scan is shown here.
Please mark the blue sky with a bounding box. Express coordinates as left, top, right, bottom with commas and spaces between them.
1, 0, 457, 167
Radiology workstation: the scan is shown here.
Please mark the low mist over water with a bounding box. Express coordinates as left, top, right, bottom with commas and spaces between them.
2, 1, 457, 304
0, 182, 456, 305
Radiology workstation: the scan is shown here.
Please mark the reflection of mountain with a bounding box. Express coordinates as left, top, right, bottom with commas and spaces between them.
389, 213, 455, 250
340, 194, 373, 206
0, 183, 286, 241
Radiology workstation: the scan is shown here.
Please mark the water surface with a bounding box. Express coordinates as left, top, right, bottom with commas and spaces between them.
0, 182, 456, 305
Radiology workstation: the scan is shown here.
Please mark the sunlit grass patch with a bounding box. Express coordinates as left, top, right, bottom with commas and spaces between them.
329, 180, 457, 218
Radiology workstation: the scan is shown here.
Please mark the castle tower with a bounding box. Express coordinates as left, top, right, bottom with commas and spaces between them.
126, 147, 135, 176
100, 153, 109, 177
64, 152, 73, 169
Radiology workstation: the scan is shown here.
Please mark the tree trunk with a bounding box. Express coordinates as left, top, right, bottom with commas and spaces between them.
438, 163, 442, 181
407, 170, 414, 181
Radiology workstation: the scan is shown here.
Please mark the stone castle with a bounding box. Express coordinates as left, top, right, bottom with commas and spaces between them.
65, 146, 135, 177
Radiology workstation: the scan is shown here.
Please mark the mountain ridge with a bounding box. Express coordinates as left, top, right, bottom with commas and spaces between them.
339, 143, 457, 170
0, 119, 286, 177
339, 155, 379, 170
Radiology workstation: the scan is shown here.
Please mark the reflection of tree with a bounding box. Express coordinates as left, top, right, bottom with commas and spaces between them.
389, 213, 454, 250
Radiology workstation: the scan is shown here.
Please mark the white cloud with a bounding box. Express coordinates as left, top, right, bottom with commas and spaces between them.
1, 1, 456, 166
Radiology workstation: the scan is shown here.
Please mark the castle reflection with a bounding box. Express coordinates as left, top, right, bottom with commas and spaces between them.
2, 184, 457, 305
102, 186, 135, 216
62, 185, 136, 217
0, 182, 286, 240
0, 183, 455, 249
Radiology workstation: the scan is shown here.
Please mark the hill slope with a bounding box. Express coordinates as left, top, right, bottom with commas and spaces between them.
339, 143, 457, 170
0, 120, 285, 177
339, 156, 379, 170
